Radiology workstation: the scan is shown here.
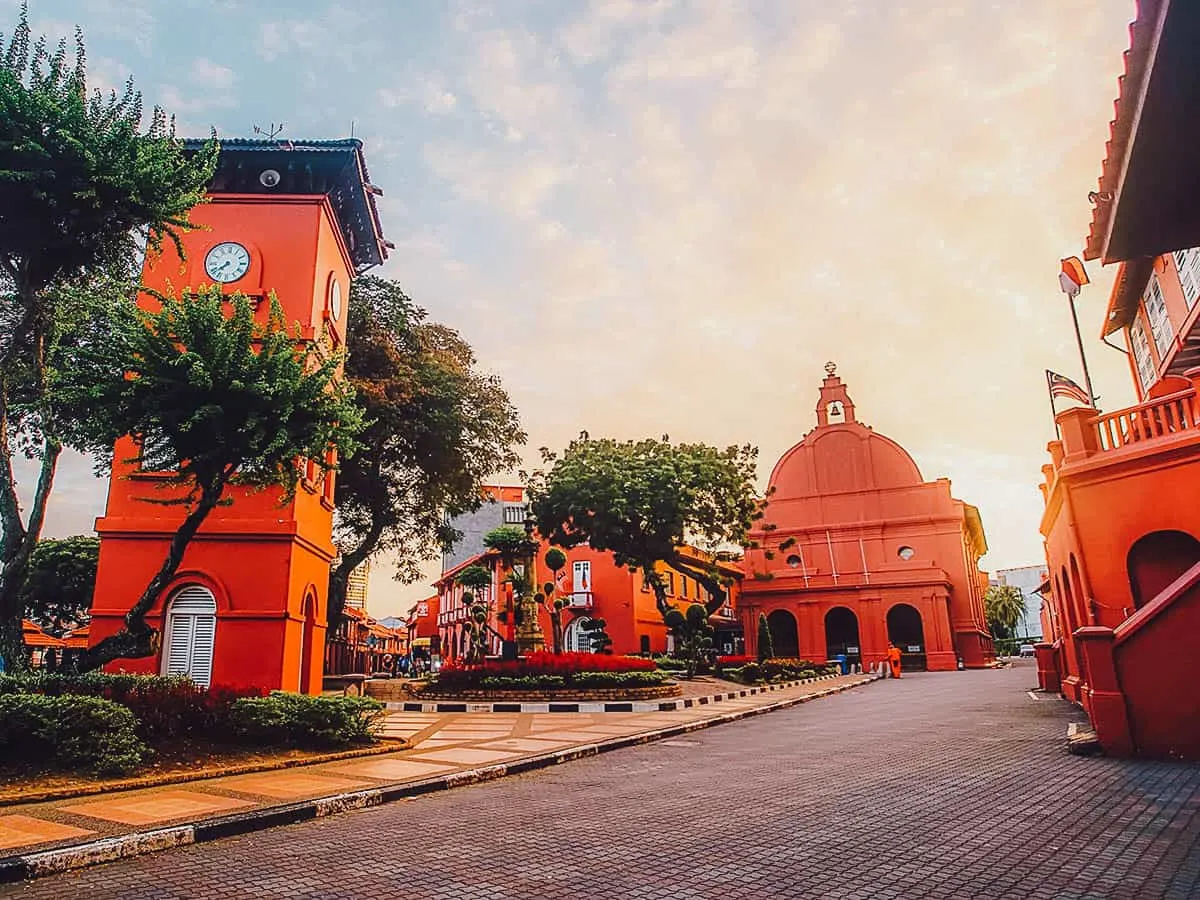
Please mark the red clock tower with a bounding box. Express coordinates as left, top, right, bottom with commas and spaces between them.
87, 139, 388, 693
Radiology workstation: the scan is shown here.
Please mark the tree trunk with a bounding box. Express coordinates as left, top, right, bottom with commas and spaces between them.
0, 431, 62, 673
327, 516, 385, 643
77, 482, 224, 672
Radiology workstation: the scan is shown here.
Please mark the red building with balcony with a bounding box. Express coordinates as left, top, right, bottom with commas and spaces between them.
1036, 0, 1200, 759
434, 542, 743, 662
739, 365, 993, 673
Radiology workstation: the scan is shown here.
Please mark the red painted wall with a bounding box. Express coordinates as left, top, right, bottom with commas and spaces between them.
89, 194, 355, 693
1113, 564, 1200, 759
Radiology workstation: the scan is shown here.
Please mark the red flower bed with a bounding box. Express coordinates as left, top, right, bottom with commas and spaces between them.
441, 651, 655, 677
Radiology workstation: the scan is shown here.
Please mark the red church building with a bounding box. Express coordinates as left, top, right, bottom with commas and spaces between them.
87, 138, 388, 692
739, 364, 994, 672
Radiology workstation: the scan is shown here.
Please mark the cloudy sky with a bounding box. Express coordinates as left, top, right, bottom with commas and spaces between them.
10, 0, 1138, 618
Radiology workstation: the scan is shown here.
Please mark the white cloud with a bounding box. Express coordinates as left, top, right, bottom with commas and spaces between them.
191, 58, 235, 90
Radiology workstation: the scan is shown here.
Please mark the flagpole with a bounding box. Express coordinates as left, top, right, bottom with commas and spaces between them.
1066, 288, 1097, 405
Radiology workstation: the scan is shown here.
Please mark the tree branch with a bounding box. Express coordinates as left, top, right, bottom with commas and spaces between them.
78, 478, 226, 671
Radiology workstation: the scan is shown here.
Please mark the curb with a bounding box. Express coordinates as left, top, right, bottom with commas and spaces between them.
0, 674, 879, 884
0, 740, 408, 808
389, 672, 849, 714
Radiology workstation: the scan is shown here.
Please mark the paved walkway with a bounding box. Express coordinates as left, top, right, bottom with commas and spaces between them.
7, 662, 1200, 899
0, 674, 869, 862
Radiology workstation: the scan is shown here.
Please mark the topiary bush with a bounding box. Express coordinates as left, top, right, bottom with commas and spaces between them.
0, 694, 147, 775
230, 693, 384, 748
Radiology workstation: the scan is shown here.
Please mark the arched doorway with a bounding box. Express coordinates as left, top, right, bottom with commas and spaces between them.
766, 609, 799, 658
162, 584, 217, 687
886, 603, 926, 671
299, 591, 317, 693
564, 617, 595, 654
824, 607, 860, 666
1127, 530, 1200, 609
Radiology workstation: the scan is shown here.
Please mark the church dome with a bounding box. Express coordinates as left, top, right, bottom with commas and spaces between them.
767, 364, 923, 499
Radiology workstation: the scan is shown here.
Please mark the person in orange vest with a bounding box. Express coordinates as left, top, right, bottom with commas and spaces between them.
886, 642, 903, 679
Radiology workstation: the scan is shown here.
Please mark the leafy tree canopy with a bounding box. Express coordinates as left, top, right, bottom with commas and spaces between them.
454, 565, 493, 592
328, 275, 524, 633
483, 525, 537, 566
0, 6, 215, 671
17, 535, 98, 636
58, 288, 364, 668
0, 7, 215, 302
526, 434, 764, 616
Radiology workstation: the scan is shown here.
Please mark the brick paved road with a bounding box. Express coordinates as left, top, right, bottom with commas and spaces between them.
6, 661, 1200, 900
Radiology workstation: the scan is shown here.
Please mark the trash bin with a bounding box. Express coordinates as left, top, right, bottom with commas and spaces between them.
835, 653, 848, 675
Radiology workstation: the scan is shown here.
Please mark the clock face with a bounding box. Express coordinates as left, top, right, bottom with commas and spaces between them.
204, 242, 251, 283
330, 278, 343, 321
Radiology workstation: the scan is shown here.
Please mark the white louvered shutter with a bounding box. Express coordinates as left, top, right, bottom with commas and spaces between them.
162, 585, 217, 687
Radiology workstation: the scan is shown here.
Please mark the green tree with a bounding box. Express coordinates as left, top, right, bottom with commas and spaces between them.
984, 584, 1026, 642
580, 617, 613, 655
454, 565, 496, 665
541, 547, 568, 653
328, 276, 524, 638
57, 288, 363, 669
17, 535, 98, 636
0, 8, 216, 670
526, 434, 764, 671
756, 612, 775, 662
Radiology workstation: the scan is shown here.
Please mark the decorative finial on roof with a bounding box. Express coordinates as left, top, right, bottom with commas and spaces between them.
824, 361, 837, 376
253, 122, 286, 140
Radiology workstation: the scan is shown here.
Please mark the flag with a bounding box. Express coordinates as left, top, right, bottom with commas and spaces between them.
1046, 370, 1093, 407
1060, 257, 1090, 288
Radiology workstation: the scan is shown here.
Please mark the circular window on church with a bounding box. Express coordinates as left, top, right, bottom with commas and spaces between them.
786, 555, 802, 568
897, 546, 915, 561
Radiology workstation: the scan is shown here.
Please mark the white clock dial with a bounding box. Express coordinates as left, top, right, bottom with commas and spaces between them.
204, 242, 251, 283
330, 278, 343, 321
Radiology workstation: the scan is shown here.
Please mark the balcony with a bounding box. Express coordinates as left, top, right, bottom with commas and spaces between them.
1041, 370, 1200, 497
564, 591, 594, 610
437, 606, 470, 626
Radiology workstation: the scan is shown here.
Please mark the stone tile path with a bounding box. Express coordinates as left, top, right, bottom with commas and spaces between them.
5, 662, 1199, 899
0, 674, 872, 863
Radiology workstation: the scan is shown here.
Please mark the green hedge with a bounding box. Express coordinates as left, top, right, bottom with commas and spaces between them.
229, 692, 384, 748
471, 671, 670, 692
0, 672, 266, 743
0, 694, 147, 775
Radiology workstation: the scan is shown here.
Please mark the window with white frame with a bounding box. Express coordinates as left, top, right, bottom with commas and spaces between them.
1173, 248, 1200, 310
1143, 275, 1174, 360
1130, 316, 1157, 392
502, 504, 526, 524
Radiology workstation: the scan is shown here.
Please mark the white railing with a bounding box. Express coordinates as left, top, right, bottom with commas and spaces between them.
1093, 390, 1200, 451
566, 591, 594, 609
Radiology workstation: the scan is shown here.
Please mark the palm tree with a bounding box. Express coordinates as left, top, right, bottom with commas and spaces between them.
984, 585, 1026, 652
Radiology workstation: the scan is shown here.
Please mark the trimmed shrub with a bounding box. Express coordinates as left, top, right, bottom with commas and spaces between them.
652, 655, 689, 672
230, 693, 384, 748
0, 694, 147, 775
435, 666, 670, 693
0, 673, 266, 743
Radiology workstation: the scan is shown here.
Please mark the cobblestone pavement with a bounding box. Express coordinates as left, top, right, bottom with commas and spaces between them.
6, 661, 1200, 900
0, 675, 866, 856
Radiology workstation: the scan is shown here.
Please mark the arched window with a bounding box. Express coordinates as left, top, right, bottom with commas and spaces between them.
564, 617, 595, 654
162, 585, 217, 687
1127, 530, 1200, 609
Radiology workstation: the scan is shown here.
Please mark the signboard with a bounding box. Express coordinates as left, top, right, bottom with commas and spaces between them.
907, 645, 921, 653
846, 646, 859, 653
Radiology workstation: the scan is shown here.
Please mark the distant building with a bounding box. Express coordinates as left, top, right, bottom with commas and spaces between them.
991, 566, 1048, 642
345, 560, 370, 611
434, 541, 743, 661
739, 366, 993, 672
442, 485, 527, 572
